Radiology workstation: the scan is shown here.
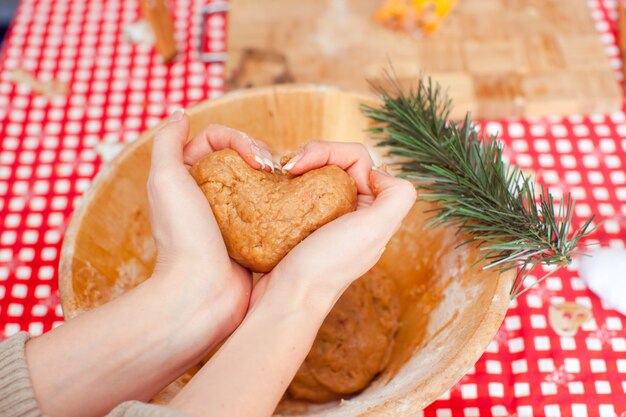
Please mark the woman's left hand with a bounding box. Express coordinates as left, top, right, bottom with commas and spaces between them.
147, 110, 263, 341
24, 112, 279, 417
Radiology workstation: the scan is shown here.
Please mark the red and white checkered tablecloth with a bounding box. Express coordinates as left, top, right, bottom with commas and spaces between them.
0, 0, 625, 416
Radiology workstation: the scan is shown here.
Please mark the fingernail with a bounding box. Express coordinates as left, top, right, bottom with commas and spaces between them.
168, 108, 185, 123
372, 164, 391, 176
252, 144, 273, 161
281, 152, 304, 173
253, 155, 266, 170
251, 143, 275, 172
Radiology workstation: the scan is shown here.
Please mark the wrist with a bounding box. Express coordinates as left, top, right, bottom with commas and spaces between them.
151, 257, 234, 304
169, 272, 332, 417
254, 269, 341, 323
152, 257, 230, 290
144, 263, 235, 342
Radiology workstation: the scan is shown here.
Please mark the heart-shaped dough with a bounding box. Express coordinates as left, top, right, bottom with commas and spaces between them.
190, 149, 358, 272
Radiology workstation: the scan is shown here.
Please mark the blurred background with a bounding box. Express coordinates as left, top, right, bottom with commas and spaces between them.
0, 0, 18, 45
0, 0, 624, 415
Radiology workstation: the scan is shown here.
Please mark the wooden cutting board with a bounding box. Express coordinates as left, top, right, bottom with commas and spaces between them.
225, 0, 622, 119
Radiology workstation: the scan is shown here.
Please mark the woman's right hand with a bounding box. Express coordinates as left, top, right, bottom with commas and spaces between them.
251, 141, 417, 310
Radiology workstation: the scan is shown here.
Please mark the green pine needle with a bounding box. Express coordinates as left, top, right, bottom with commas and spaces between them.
362, 77, 596, 298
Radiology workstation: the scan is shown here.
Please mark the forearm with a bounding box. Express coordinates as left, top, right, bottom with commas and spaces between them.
169, 279, 336, 417
26, 266, 224, 417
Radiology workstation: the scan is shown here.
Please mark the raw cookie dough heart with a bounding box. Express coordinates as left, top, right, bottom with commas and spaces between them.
190, 149, 358, 272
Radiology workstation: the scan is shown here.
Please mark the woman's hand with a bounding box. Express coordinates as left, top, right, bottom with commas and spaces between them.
170, 141, 416, 417
252, 141, 417, 309
147, 110, 277, 340
24, 114, 276, 417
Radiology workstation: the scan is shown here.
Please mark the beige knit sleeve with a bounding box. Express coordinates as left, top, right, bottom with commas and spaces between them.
0, 332, 188, 417
0, 332, 43, 417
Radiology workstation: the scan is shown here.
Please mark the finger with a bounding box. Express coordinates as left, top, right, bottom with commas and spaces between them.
151, 108, 190, 174
269, 171, 415, 294
359, 170, 417, 237
183, 124, 277, 172
282, 141, 375, 195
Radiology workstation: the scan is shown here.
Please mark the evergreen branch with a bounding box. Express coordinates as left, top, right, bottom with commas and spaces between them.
362, 77, 596, 298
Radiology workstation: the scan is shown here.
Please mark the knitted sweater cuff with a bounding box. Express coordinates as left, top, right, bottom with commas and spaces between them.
0, 332, 43, 417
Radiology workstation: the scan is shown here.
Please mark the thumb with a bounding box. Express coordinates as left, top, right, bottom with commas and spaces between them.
151, 108, 190, 173
365, 168, 417, 226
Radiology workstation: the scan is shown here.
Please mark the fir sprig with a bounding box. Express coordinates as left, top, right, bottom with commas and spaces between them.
362, 77, 596, 298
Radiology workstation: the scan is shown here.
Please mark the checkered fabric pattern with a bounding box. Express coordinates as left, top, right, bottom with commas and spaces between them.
0, 0, 624, 416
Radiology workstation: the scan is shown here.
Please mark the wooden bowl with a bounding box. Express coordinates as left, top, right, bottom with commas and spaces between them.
59, 85, 513, 416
